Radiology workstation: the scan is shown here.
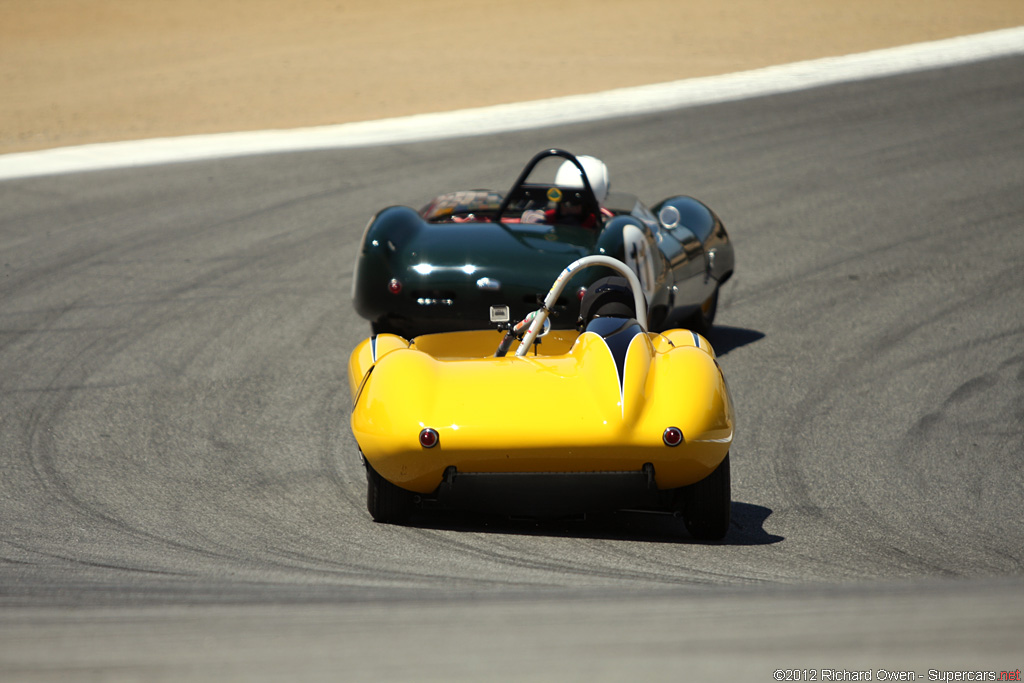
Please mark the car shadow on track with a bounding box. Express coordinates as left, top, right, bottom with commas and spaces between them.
402, 501, 783, 546
705, 325, 765, 356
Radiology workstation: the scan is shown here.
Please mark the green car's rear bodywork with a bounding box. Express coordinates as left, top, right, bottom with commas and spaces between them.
352, 149, 734, 337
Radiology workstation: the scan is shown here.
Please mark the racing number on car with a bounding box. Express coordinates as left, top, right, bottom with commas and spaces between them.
622, 224, 656, 302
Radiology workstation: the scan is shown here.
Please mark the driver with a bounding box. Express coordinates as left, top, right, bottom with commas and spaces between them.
555, 155, 610, 205
545, 155, 614, 228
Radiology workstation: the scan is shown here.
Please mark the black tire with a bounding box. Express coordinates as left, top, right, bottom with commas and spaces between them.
372, 321, 418, 339
688, 286, 719, 336
681, 454, 731, 540
365, 460, 415, 524
371, 321, 399, 337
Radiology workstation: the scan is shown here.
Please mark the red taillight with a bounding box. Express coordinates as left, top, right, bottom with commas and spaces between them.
663, 427, 683, 447
388, 278, 402, 294
577, 286, 587, 301
419, 428, 439, 449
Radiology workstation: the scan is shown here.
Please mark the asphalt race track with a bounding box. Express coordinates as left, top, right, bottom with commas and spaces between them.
1, 56, 1023, 680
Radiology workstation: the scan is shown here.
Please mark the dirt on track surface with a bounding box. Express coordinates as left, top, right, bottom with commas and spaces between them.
3, 0, 1024, 155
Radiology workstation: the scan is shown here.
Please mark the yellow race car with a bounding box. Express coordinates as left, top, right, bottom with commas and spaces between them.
348, 256, 734, 539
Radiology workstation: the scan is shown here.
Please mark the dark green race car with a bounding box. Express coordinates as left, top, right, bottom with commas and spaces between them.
352, 149, 734, 337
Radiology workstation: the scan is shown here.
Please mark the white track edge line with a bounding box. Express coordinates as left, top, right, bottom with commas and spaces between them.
1, 26, 1022, 180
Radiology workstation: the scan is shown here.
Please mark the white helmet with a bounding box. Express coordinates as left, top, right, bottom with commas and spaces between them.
555, 155, 610, 205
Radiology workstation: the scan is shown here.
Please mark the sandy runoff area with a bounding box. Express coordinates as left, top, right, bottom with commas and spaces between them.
2, 0, 1023, 154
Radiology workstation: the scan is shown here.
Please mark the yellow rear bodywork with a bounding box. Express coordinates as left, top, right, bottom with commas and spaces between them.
348, 327, 733, 494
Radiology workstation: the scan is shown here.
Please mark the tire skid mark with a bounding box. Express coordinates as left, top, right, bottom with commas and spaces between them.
4, 194, 353, 576
769, 266, 1024, 577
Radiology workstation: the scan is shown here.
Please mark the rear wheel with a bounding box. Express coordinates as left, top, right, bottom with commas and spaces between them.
680, 454, 731, 540
365, 460, 415, 524
371, 321, 400, 337
688, 286, 719, 336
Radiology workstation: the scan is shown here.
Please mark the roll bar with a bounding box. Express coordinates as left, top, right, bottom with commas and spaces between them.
516, 256, 647, 357
494, 148, 601, 224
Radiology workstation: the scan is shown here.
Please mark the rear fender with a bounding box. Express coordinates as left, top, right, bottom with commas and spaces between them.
352, 206, 423, 320
348, 334, 411, 403
651, 329, 717, 359
653, 196, 733, 283
652, 196, 717, 242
